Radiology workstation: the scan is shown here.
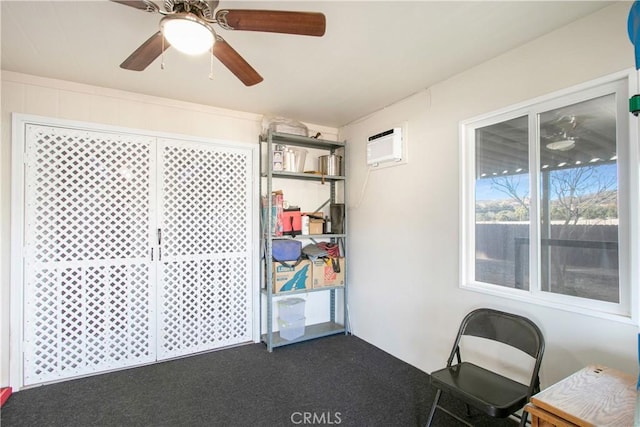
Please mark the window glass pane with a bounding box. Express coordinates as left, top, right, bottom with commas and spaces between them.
475, 116, 530, 290
538, 94, 619, 302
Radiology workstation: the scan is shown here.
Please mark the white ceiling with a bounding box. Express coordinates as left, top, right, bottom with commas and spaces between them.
1, 1, 612, 128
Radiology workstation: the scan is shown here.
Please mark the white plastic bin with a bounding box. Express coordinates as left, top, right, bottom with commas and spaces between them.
278, 317, 306, 340
277, 297, 306, 321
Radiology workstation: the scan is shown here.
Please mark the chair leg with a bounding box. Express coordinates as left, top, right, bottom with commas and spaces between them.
425, 389, 442, 427
519, 409, 529, 427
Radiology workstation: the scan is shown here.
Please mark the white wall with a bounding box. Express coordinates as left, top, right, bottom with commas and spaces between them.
2, 1, 636, 392
0, 71, 338, 386
341, 2, 638, 386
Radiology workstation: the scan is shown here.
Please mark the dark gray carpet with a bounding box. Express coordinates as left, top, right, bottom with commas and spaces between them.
1, 335, 517, 426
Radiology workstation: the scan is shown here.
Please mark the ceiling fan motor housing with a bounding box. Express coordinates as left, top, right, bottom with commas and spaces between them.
164, 0, 215, 19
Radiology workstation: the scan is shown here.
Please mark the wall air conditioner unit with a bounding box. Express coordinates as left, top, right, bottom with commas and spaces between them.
367, 127, 403, 166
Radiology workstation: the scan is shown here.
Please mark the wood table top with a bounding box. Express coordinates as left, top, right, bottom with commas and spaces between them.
530, 365, 636, 427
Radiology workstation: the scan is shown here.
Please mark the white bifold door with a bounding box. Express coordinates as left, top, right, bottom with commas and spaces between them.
16, 120, 255, 387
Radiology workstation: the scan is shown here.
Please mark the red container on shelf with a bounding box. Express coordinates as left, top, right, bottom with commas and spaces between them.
282, 208, 301, 236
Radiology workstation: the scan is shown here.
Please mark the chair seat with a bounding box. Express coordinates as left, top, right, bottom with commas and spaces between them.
430, 362, 529, 418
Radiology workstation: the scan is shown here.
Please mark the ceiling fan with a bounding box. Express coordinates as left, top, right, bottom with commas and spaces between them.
111, 0, 326, 86
542, 115, 590, 151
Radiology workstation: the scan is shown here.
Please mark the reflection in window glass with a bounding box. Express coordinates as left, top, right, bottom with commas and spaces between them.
538, 95, 619, 302
464, 75, 629, 316
474, 116, 530, 290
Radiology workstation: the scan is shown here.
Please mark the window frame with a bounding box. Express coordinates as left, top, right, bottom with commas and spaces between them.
460, 70, 638, 322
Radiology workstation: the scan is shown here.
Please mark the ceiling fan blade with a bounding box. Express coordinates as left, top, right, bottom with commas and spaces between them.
212, 39, 263, 86
110, 0, 151, 11
120, 31, 169, 71
216, 10, 326, 36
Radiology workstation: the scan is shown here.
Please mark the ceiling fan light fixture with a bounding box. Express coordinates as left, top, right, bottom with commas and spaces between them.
546, 138, 575, 151
160, 13, 214, 55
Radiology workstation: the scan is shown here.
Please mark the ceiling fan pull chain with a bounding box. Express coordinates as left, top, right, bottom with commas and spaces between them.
161, 35, 166, 70
209, 48, 214, 80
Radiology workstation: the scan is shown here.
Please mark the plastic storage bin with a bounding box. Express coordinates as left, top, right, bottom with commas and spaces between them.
278, 317, 306, 340
277, 297, 306, 321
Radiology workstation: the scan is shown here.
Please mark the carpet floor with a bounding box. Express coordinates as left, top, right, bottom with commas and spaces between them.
1, 334, 517, 426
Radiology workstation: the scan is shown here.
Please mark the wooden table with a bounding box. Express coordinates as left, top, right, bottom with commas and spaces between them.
524, 365, 636, 427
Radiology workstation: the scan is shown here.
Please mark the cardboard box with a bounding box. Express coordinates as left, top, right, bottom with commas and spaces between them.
312, 257, 346, 288
303, 212, 324, 235
273, 260, 312, 293
309, 218, 324, 235
303, 211, 323, 218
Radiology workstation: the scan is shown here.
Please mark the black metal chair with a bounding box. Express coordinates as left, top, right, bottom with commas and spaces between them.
426, 308, 545, 427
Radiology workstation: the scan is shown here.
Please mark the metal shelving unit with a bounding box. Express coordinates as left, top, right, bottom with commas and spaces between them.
260, 131, 348, 351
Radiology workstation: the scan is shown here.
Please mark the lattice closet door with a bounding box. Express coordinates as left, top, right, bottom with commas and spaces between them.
156, 139, 254, 359
22, 124, 157, 386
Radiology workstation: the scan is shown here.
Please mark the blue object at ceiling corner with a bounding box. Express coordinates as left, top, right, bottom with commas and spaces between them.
628, 1, 640, 69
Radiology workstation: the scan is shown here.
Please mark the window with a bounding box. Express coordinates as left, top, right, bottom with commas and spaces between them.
461, 72, 636, 318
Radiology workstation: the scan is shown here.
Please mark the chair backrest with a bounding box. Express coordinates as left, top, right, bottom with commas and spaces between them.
458, 308, 544, 359
447, 308, 545, 400
432, 308, 545, 427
